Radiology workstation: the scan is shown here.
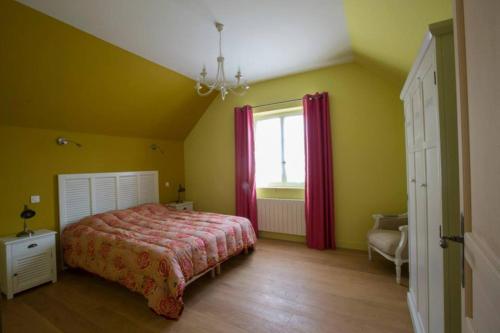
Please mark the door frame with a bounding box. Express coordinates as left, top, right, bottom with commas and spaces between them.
452, 1, 474, 331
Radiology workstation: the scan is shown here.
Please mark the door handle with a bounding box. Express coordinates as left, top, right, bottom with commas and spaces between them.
28, 243, 38, 249
439, 225, 464, 249
439, 215, 466, 288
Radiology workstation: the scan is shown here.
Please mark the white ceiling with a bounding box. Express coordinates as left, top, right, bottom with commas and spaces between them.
17, 0, 352, 83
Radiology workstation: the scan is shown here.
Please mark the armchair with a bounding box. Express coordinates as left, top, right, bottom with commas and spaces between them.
367, 213, 408, 284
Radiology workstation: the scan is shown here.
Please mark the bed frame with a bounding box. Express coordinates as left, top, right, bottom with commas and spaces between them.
57, 171, 226, 282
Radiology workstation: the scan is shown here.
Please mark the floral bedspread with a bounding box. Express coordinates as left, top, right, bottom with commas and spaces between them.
62, 203, 257, 319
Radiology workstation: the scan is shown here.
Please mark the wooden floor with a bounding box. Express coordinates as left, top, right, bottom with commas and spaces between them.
1, 239, 413, 333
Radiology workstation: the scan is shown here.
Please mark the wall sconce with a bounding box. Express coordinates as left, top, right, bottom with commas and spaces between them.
56, 137, 82, 147
150, 144, 165, 155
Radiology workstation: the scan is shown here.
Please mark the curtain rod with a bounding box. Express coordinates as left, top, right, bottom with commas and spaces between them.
251, 98, 302, 109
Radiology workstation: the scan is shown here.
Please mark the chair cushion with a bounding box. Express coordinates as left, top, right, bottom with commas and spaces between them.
367, 229, 402, 256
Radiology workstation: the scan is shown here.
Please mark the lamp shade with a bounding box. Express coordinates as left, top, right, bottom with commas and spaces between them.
20, 205, 36, 220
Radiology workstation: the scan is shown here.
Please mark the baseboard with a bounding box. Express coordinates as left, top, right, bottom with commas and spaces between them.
407, 291, 425, 333
258, 233, 368, 251
463, 317, 475, 333
258, 231, 305, 243
335, 239, 367, 251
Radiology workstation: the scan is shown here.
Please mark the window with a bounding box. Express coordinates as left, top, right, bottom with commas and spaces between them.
255, 109, 305, 188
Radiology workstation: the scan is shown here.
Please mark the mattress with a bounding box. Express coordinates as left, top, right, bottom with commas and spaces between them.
62, 203, 257, 319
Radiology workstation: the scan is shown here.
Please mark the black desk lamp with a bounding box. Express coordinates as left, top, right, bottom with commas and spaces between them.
177, 184, 186, 203
17, 204, 35, 237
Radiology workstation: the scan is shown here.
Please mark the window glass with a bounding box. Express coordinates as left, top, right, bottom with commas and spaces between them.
255, 111, 305, 188
283, 115, 305, 184
255, 118, 282, 187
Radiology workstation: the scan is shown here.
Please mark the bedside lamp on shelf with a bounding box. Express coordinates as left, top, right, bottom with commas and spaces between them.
17, 204, 36, 237
177, 184, 186, 203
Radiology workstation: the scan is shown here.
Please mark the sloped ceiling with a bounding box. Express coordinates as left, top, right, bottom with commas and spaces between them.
0, 1, 215, 140
343, 0, 452, 83
16, 0, 353, 83
1, 1, 452, 140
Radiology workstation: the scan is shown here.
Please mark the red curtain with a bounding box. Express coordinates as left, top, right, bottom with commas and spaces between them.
303, 92, 335, 250
234, 105, 258, 233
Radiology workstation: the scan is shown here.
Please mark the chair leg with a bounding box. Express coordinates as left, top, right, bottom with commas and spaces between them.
368, 246, 372, 261
395, 262, 402, 284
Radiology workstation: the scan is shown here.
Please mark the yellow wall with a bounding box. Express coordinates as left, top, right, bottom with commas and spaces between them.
0, 126, 184, 236
185, 62, 407, 250
0, 1, 214, 141
343, 0, 452, 83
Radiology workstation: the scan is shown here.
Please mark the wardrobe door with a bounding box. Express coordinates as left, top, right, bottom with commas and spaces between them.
405, 92, 418, 297
421, 51, 444, 333
407, 151, 418, 294
415, 147, 429, 330
409, 78, 430, 330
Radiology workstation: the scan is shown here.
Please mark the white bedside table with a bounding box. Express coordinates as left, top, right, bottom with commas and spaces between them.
0, 229, 57, 299
166, 201, 194, 211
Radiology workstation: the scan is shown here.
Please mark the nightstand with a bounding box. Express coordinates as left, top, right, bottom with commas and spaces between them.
166, 201, 194, 211
0, 229, 57, 299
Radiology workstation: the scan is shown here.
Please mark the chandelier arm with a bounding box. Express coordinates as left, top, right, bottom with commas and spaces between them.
196, 81, 218, 96
196, 86, 217, 96
196, 77, 219, 95
227, 86, 249, 97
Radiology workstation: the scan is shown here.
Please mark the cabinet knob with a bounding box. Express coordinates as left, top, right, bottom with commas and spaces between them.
420, 183, 427, 187
28, 243, 38, 249
410, 179, 416, 183
13, 273, 18, 277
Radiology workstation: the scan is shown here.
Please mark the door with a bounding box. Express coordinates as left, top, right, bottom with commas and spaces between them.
12, 251, 52, 293
453, 0, 500, 332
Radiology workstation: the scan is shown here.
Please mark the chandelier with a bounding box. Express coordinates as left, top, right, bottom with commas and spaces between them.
195, 22, 249, 101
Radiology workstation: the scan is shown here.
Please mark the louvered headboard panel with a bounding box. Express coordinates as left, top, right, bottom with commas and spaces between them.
58, 171, 159, 232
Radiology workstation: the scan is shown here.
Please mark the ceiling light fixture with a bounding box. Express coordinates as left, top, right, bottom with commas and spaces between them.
195, 22, 249, 101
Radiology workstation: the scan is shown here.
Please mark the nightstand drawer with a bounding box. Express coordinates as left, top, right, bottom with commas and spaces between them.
12, 236, 53, 259
166, 201, 194, 211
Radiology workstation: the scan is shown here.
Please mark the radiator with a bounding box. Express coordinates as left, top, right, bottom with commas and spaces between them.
257, 198, 305, 236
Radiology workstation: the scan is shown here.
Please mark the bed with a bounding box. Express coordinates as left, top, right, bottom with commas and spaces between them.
58, 171, 256, 319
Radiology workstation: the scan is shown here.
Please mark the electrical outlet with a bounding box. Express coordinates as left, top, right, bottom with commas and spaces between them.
30, 195, 41, 204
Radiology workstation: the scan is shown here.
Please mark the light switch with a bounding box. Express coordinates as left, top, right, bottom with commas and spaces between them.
30, 195, 41, 204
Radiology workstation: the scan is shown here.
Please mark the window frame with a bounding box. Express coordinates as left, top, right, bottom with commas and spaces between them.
254, 107, 305, 189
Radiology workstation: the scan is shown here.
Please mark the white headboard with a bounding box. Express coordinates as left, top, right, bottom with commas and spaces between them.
58, 171, 159, 232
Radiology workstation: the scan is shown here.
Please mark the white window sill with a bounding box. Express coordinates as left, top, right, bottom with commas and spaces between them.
257, 186, 305, 190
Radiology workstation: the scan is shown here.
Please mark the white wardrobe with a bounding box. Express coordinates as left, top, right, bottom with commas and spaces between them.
400, 20, 461, 333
